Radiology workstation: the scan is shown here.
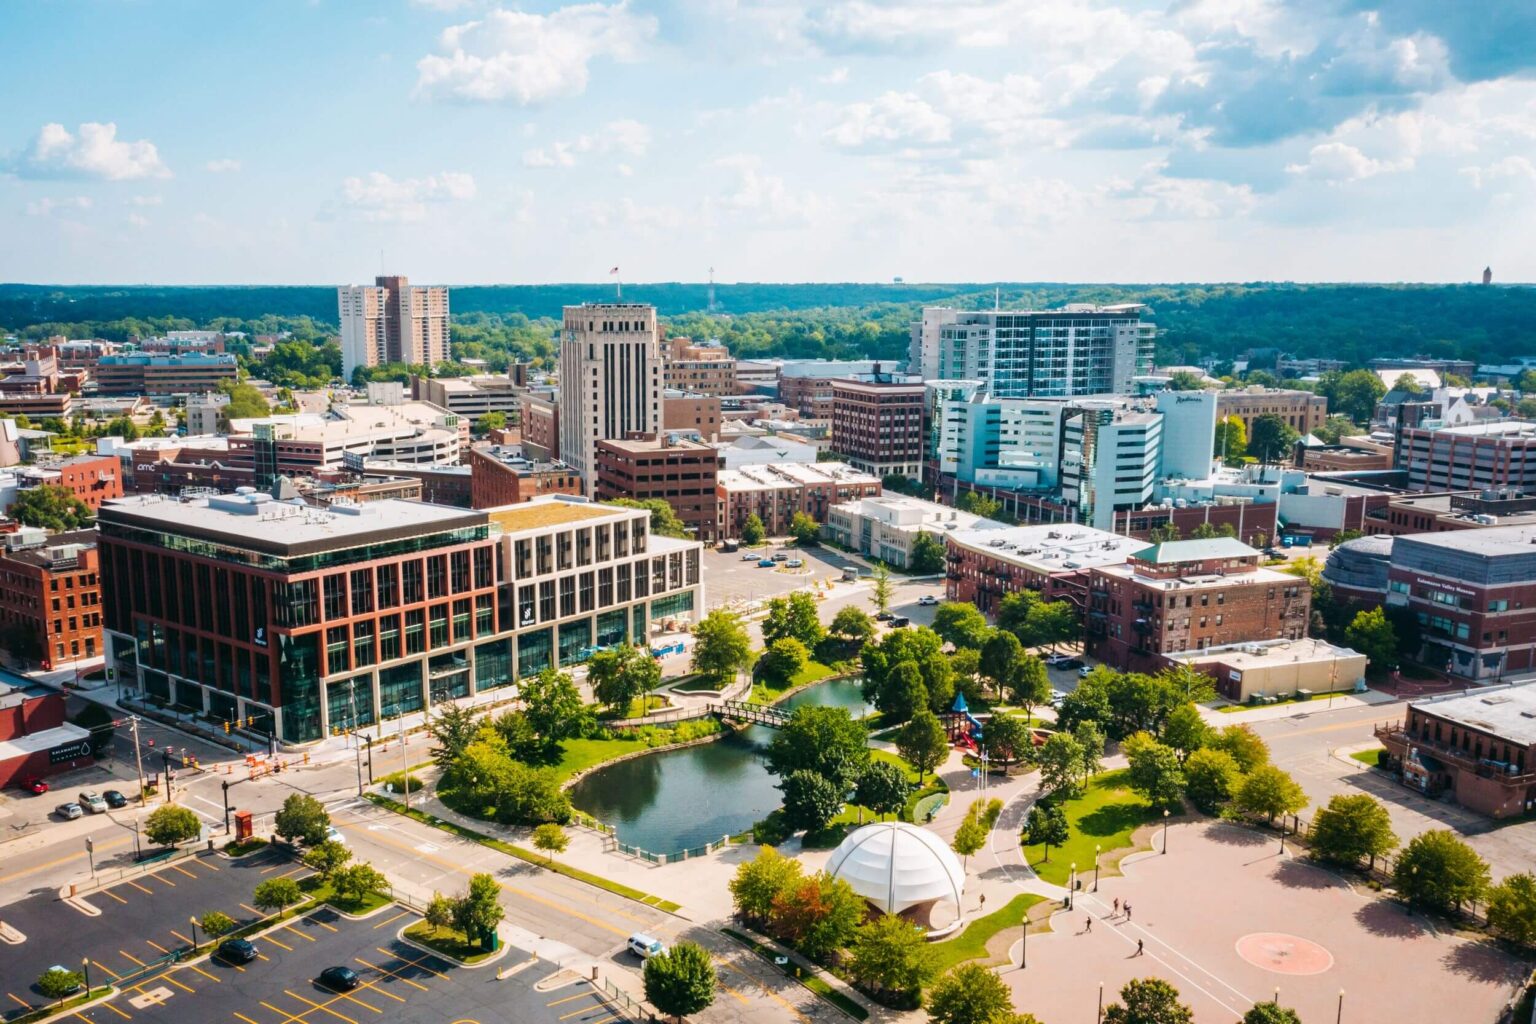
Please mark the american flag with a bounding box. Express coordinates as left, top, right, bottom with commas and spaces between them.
609, 266, 619, 275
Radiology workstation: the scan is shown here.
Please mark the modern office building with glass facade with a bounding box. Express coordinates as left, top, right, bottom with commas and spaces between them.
98, 491, 702, 744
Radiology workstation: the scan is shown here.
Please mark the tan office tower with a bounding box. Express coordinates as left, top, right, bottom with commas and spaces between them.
338, 275, 450, 378
559, 303, 662, 493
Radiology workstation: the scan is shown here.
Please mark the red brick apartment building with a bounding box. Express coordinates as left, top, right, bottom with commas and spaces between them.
944, 523, 1151, 615
1376, 685, 1536, 818
50, 454, 123, 511
519, 393, 560, 460
830, 377, 926, 479
0, 530, 102, 670
1088, 537, 1310, 674
595, 436, 722, 541
467, 445, 582, 509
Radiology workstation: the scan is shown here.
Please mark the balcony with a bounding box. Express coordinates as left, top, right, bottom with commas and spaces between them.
1374, 723, 1536, 786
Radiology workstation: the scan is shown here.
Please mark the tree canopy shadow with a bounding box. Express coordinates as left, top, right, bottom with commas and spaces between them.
1353, 899, 1425, 939
1441, 939, 1531, 985
1273, 857, 1346, 891
1203, 822, 1273, 848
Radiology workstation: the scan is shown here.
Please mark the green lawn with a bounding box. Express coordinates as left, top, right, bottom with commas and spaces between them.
1350, 748, 1383, 767
929, 894, 1046, 973
553, 735, 652, 782
299, 875, 392, 916
1019, 769, 1160, 886
619, 695, 670, 719
749, 659, 839, 704
800, 749, 927, 848
1217, 689, 1355, 713
403, 922, 494, 964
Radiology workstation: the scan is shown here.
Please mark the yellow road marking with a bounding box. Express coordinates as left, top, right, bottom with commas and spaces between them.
284, 989, 359, 1024
334, 992, 382, 1016
72, 1012, 92, 1024
260, 1001, 301, 1024
146, 940, 171, 955
260, 864, 282, 874
193, 858, 219, 871
587, 1016, 620, 1024
352, 958, 427, 992
233, 1014, 262, 1024
278, 867, 306, 879
265, 935, 294, 951
314, 919, 338, 933
241, 904, 262, 916
8, 993, 32, 1010
126, 881, 153, 895
169, 931, 191, 946
149, 873, 175, 887
118, 950, 146, 967
354, 980, 405, 1005
546, 993, 596, 1008
504, 887, 626, 938
0, 834, 128, 884
164, 976, 195, 995
374, 949, 443, 980
558, 1006, 599, 1021
370, 911, 409, 930
283, 926, 316, 942
103, 889, 128, 904
169, 864, 198, 879
91, 961, 121, 980
188, 965, 219, 983
99, 1000, 132, 1020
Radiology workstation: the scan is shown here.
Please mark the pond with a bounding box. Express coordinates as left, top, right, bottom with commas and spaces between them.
567, 676, 873, 855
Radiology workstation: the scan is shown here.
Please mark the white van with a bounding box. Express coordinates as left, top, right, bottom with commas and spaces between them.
627, 934, 666, 960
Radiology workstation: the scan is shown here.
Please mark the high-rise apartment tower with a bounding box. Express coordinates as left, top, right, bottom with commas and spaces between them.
338, 275, 451, 378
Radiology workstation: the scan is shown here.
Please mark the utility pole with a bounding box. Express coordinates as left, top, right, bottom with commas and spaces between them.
353, 728, 364, 797
130, 716, 146, 807
399, 711, 409, 809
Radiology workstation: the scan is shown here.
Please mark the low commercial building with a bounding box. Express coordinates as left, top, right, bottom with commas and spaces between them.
1397, 420, 1536, 493
780, 361, 883, 418
662, 392, 722, 441
357, 460, 474, 508
466, 446, 582, 509
1088, 538, 1310, 674
1365, 490, 1536, 537
1216, 387, 1328, 437
717, 461, 880, 538
663, 338, 737, 396
0, 528, 102, 670
225, 401, 462, 478
714, 434, 820, 469
94, 352, 239, 397
99, 492, 702, 743
1375, 685, 1536, 818
595, 436, 722, 541
0, 687, 95, 788
411, 375, 523, 419
1163, 637, 1366, 704
39, 454, 123, 512
184, 393, 230, 436
825, 496, 1001, 569
945, 522, 1149, 614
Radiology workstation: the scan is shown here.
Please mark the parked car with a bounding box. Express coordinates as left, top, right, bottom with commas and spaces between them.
741, 552, 759, 561
771, 552, 789, 562
1049, 689, 1068, 708
917, 595, 938, 606
78, 791, 108, 814
318, 967, 359, 991
720, 541, 739, 553
786, 559, 804, 568
1053, 658, 1084, 670
1079, 665, 1093, 678
889, 615, 911, 628
102, 790, 128, 809
627, 933, 666, 960
757, 559, 776, 568
217, 938, 258, 964
43, 967, 82, 995
324, 825, 347, 845
1044, 653, 1070, 667
20, 777, 47, 795
54, 802, 82, 820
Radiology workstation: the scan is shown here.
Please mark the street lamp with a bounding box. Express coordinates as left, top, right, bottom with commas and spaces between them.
1337, 989, 1345, 1024
1161, 808, 1170, 854
1068, 863, 1077, 910
1097, 981, 1104, 1024
1093, 844, 1101, 891
189, 916, 200, 954
1019, 915, 1027, 970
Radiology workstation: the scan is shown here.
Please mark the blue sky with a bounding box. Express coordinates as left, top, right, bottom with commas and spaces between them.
3, 0, 1535, 285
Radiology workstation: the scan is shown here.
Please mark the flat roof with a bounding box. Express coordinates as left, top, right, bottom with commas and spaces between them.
0, 722, 90, 762
717, 461, 879, 492
1396, 524, 1536, 557
1097, 562, 1296, 591
484, 497, 627, 533
1165, 637, 1364, 672
98, 493, 484, 556
1132, 537, 1259, 563
1413, 685, 1536, 746
947, 523, 1148, 574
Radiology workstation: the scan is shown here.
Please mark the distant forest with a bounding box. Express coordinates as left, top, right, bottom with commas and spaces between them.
2, 281, 1533, 369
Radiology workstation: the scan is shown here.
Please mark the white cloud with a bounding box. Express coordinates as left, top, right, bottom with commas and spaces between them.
1120, 170, 1257, 219
415, 3, 656, 105
26, 196, 93, 217
130, 195, 163, 207
205, 158, 242, 173
338, 171, 477, 222
127, 212, 150, 228
818, 66, 849, 85
827, 91, 950, 148
706, 156, 827, 227
522, 119, 651, 168
411, 0, 476, 9
16, 122, 169, 180
1286, 141, 1407, 182
1461, 156, 1536, 189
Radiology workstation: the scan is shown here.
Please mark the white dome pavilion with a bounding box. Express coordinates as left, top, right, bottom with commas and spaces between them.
825, 822, 966, 916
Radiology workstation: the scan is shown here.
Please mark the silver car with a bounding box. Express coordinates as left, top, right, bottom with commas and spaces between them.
77, 791, 109, 814
55, 802, 83, 820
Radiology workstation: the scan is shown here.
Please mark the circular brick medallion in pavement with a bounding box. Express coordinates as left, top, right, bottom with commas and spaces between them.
1235, 932, 1335, 975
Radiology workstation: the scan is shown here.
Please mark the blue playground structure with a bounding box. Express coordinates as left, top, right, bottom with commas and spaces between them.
946, 693, 985, 750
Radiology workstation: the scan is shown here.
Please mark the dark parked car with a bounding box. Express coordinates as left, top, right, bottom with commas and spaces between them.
1054, 658, 1084, 670
103, 790, 128, 809
217, 938, 258, 964
875, 611, 894, 621
889, 616, 911, 628
318, 967, 359, 991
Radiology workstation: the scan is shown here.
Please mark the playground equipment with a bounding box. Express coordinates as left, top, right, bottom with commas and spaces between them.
945, 693, 985, 748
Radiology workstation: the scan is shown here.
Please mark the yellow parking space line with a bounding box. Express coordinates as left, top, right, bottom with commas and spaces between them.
558, 1006, 600, 1020
354, 980, 405, 1005
169, 864, 198, 879
374, 949, 443, 980
314, 919, 338, 933
546, 993, 596, 1008
334, 992, 382, 1016
260, 864, 282, 874
164, 976, 195, 995
118, 950, 146, 967
278, 867, 306, 879
284, 989, 359, 1024
505, 887, 626, 938
587, 1015, 621, 1024
72, 1012, 92, 1024
125, 881, 153, 895
8, 993, 31, 1010
149, 873, 175, 887
233, 1013, 262, 1024
352, 958, 427, 992
264, 935, 294, 951
99, 1000, 132, 1020
283, 926, 316, 942
170, 931, 192, 946
241, 904, 262, 916
370, 911, 409, 931
188, 965, 219, 982
193, 857, 219, 871
146, 940, 171, 955
91, 960, 121, 980
103, 889, 128, 904
259, 1001, 302, 1024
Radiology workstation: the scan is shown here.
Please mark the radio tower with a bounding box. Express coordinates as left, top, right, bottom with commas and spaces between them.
707, 266, 717, 313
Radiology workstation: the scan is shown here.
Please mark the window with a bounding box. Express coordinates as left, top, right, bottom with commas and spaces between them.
405, 609, 425, 654
351, 569, 373, 615
579, 572, 594, 612
451, 551, 470, 593
352, 620, 375, 667
323, 574, 347, 620
598, 567, 614, 606
518, 585, 536, 626
1489, 598, 1509, 612
515, 539, 533, 577
617, 562, 631, 602
453, 599, 472, 642
327, 626, 349, 675
403, 560, 424, 604
379, 614, 401, 662
427, 556, 448, 599
376, 563, 399, 609
475, 594, 494, 635
473, 547, 493, 589
557, 531, 573, 570
430, 605, 449, 648
559, 576, 576, 618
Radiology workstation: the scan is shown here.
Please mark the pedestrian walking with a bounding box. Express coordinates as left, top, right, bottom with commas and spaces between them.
1085, 916, 1092, 933
1125, 902, 1133, 921
1136, 939, 1144, 956
1112, 897, 1120, 916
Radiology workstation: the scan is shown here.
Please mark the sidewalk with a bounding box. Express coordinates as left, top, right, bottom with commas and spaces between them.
1197, 688, 1397, 724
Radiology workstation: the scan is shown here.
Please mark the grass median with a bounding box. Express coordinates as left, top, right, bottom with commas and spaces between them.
929, 893, 1048, 973
1019, 769, 1160, 887
402, 922, 494, 965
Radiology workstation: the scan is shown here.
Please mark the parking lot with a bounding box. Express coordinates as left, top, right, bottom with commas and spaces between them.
81, 908, 624, 1024
699, 546, 854, 608
0, 849, 306, 1019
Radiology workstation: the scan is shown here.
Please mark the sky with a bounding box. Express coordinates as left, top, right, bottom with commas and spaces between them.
3, 0, 1536, 285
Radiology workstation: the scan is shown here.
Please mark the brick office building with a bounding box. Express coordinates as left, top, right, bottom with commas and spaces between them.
830, 377, 926, 480
1396, 421, 1536, 493
595, 436, 722, 541
1364, 490, 1536, 537
48, 454, 123, 512
663, 338, 737, 396
1088, 537, 1311, 674
99, 493, 702, 744
520, 393, 560, 460
94, 352, 238, 397
0, 529, 102, 670
0, 688, 96, 789
1375, 685, 1536, 818
1215, 387, 1328, 437
944, 523, 1149, 615
466, 445, 582, 509
716, 461, 880, 538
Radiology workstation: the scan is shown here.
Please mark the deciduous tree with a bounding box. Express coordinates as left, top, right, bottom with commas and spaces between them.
301, 839, 352, 880
895, 710, 948, 783
691, 610, 755, 686
1102, 977, 1194, 1024
1125, 734, 1186, 810
762, 592, 825, 650
1182, 748, 1242, 813
1309, 794, 1398, 867
932, 603, 990, 651
847, 914, 936, 1001
729, 846, 803, 924
1023, 803, 1069, 862
927, 964, 1028, 1024
758, 637, 810, 690
144, 804, 202, 846
644, 942, 716, 1024
1486, 872, 1536, 946
252, 876, 303, 914
588, 644, 661, 716
742, 512, 767, 545
1233, 765, 1308, 824
854, 760, 911, 821
1394, 830, 1490, 913
780, 770, 843, 833
767, 705, 870, 787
